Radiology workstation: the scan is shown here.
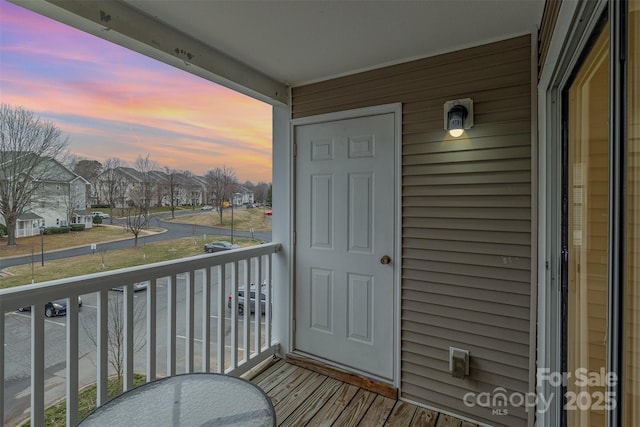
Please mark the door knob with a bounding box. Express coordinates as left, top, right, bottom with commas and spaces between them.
380, 255, 391, 265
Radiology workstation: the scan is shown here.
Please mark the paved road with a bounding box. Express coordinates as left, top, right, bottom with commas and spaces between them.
0, 210, 272, 268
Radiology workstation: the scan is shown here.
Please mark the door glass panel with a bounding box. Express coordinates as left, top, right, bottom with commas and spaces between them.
625, 1, 640, 425
566, 23, 609, 427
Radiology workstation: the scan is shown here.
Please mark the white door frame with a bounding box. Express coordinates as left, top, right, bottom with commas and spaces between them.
290, 103, 402, 386
537, 1, 607, 426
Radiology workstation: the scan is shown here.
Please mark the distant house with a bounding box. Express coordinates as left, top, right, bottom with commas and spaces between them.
2, 157, 91, 237
233, 187, 254, 206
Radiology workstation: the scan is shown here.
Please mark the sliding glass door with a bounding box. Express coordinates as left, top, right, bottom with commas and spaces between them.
625, 1, 639, 425
564, 21, 609, 427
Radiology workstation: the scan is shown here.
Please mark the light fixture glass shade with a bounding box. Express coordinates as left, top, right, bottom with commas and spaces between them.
447, 104, 468, 137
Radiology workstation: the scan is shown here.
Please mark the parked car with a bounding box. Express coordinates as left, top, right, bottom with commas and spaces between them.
201, 205, 213, 211
204, 241, 239, 253
91, 211, 110, 219
228, 284, 267, 315
111, 281, 148, 292
18, 297, 83, 318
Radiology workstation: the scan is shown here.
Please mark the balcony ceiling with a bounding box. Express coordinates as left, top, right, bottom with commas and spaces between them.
13, 0, 545, 104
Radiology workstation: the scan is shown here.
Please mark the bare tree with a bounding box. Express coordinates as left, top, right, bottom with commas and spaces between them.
0, 104, 69, 245
204, 165, 237, 225
72, 159, 102, 207
82, 292, 146, 391
253, 181, 270, 205
131, 155, 158, 213
98, 157, 127, 222
182, 170, 201, 210
124, 155, 158, 246
163, 167, 182, 219
124, 205, 147, 247
62, 180, 86, 227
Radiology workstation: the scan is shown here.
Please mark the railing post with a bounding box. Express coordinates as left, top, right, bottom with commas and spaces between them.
0, 311, 4, 425
66, 296, 79, 426
217, 264, 226, 373
30, 304, 45, 426
96, 290, 108, 406
147, 279, 157, 382
123, 284, 134, 391
186, 271, 195, 373
202, 268, 211, 373
167, 274, 177, 376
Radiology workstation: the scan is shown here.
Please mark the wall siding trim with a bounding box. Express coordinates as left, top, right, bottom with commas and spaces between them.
291, 35, 533, 427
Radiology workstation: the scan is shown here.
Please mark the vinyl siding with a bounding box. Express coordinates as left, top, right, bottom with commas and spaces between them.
291, 35, 533, 427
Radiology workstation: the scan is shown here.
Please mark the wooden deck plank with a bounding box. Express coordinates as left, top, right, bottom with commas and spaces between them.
435, 413, 463, 427
267, 367, 314, 406
279, 377, 343, 427
251, 360, 475, 427
287, 353, 397, 399
274, 372, 327, 423
254, 361, 298, 393
249, 358, 286, 383
306, 382, 360, 426
331, 389, 377, 426
409, 407, 439, 427
357, 394, 396, 426
385, 401, 418, 426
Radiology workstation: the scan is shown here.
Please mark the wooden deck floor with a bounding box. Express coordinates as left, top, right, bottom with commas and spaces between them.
248, 358, 478, 427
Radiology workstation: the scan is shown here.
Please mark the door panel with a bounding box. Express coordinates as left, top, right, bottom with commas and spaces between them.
295, 112, 396, 380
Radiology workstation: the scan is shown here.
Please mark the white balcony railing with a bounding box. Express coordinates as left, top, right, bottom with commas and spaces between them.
0, 242, 281, 426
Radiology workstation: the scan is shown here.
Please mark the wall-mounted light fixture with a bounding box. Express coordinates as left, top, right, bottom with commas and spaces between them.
444, 98, 473, 137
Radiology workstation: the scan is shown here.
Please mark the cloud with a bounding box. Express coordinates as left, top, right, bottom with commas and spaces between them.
0, 0, 272, 183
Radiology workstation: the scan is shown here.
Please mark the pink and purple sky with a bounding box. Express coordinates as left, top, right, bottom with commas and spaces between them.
0, 0, 272, 183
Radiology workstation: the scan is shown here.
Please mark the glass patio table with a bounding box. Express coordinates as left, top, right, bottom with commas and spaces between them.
79, 373, 276, 426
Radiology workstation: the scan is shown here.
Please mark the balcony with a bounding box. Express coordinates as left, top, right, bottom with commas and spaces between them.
0, 243, 281, 426
1, 242, 478, 426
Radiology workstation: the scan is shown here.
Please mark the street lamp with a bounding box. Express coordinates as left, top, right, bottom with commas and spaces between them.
39, 225, 45, 266
230, 192, 241, 244
231, 199, 235, 244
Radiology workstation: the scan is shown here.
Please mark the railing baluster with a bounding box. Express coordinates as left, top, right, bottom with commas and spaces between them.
97, 290, 108, 406
243, 259, 250, 363
1, 309, 5, 425
231, 261, 238, 370
202, 268, 211, 373
66, 296, 79, 426
186, 270, 195, 373
256, 256, 262, 353
124, 284, 134, 391
167, 274, 177, 376
31, 304, 45, 426
147, 278, 157, 382
266, 254, 273, 346
216, 264, 226, 373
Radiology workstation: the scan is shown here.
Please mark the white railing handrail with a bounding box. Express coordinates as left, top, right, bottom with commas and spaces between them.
0, 242, 281, 311
1, 242, 281, 427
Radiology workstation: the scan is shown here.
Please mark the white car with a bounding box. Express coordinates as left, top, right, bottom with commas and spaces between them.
91, 211, 110, 219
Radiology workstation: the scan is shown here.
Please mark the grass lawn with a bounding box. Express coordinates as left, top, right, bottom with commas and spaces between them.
167, 206, 272, 231
0, 235, 262, 289
0, 225, 156, 258
19, 374, 146, 427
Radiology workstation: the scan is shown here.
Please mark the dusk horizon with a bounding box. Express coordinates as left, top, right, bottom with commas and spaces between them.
0, 0, 273, 183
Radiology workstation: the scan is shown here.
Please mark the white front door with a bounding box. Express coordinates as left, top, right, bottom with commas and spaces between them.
294, 108, 397, 381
